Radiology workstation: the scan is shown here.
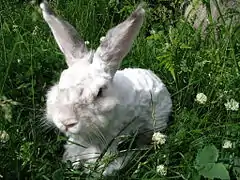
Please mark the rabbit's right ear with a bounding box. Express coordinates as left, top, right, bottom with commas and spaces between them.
93, 4, 145, 76
40, 1, 90, 67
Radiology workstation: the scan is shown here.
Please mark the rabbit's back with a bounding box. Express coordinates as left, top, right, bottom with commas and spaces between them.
115, 68, 166, 92
112, 68, 172, 131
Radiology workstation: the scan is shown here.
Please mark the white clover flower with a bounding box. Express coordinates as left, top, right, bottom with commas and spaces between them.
32, 26, 39, 36
224, 99, 239, 111
100, 36, 106, 42
150, 29, 156, 35
0, 130, 10, 143
13, 25, 18, 32
133, 162, 142, 174
17, 59, 21, 63
156, 164, 167, 176
152, 132, 167, 145
222, 140, 232, 149
30, 0, 36, 5
195, 93, 207, 104
84, 41, 90, 45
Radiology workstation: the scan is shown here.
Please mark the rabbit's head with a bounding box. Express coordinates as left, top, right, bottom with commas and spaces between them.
41, 2, 145, 134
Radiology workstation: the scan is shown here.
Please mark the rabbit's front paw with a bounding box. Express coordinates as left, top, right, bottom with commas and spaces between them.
102, 152, 133, 176
63, 144, 101, 170
103, 161, 120, 176
63, 148, 82, 169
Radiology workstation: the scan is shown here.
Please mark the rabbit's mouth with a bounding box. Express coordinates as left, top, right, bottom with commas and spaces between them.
58, 120, 80, 134
64, 122, 77, 131
64, 124, 80, 134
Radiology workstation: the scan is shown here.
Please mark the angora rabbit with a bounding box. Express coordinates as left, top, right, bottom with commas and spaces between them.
41, 1, 172, 175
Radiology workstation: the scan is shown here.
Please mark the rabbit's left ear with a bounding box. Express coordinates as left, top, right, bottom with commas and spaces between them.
93, 4, 145, 76
40, 1, 90, 67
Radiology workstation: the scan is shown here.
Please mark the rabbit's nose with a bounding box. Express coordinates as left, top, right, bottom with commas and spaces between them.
63, 122, 77, 128
62, 120, 77, 129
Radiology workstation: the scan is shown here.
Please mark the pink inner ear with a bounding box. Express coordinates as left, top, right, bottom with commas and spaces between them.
40, 1, 91, 66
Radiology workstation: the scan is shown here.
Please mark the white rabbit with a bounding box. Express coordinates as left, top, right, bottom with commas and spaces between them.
40, 1, 172, 176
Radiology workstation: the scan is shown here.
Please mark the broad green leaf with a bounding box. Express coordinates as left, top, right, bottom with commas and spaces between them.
52, 169, 64, 180
196, 145, 219, 165
191, 171, 201, 180
199, 163, 230, 180
233, 157, 240, 179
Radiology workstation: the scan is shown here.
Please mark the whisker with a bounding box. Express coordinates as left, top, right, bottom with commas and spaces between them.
67, 139, 88, 149
91, 123, 107, 148
92, 116, 139, 171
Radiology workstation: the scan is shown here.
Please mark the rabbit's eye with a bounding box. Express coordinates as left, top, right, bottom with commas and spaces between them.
97, 88, 103, 97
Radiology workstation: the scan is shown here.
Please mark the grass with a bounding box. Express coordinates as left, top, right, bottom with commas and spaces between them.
0, 0, 240, 179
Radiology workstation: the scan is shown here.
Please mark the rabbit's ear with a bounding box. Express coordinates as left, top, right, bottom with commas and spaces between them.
93, 4, 145, 76
40, 1, 90, 66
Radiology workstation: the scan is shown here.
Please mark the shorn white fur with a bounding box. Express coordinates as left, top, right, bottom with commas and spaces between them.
41, 1, 172, 176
